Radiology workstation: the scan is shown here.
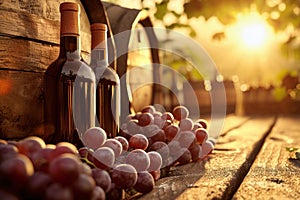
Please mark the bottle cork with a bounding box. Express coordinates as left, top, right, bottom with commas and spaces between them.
60, 2, 80, 36
91, 23, 107, 50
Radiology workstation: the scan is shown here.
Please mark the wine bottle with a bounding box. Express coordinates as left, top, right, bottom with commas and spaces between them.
90, 23, 120, 138
44, 2, 96, 145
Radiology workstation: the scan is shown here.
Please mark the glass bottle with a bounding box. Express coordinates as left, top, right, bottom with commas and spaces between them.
90, 23, 120, 138
44, 2, 96, 145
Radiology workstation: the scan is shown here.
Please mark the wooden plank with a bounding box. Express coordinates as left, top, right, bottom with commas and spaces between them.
137, 116, 276, 200
0, 36, 59, 72
0, 70, 44, 139
218, 114, 250, 136
0, 6, 60, 44
0, 1, 91, 53
234, 116, 300, 199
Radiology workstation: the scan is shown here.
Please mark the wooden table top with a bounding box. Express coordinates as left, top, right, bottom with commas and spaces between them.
136, 115, 300, 200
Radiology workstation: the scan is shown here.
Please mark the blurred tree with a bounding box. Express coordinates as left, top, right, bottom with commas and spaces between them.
141, 0, 300, 58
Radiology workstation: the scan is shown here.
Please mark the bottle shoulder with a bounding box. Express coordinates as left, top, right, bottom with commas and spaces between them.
61, 59, 95, 81
95, 66, 119, 83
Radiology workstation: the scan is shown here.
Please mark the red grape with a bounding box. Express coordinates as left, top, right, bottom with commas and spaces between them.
153, 111, 162, 117
111, 164, 138, 189
129, 134, 149, 150
168, 141, 184, 165
165, 124, 179, 142
82, 127, 107, 150
92, 168, 111, 193
148, 141, 170, 163
149, 129, 166, 144
192, 122, 203, 131
45, 183, 73, 200
179, 118, 194, 131
133, 112, 142, 120
27, 171, 53, 199
196, 119, 208, 129
0, 154, 34, 188
177, 149, 192, 165
172, 105, 189, 121
201, 141, 214, 159
17, 136, 46, 157
71, 174, 96, 200
114, 136, 129, 152
48, 153, 80, 185
79, 162, 92, 175
49, 142, 78, 161
0, 143, 18, 162
153, 116, 165, 129
92, 147, 115, 170
141, 105, 156, 114
194, 128, 208, 144
106, 183, 123, 200
91, 186, 106, 200
161, 112, 174, 121
189, 143, 202, 162
177, 131, 196, 149
125, 149, 150, 172
126, 119, 141, 136
137, 112, 154, 127
147, 151, 162, 171
30, 147, 53, 172
102, 139, 123, 158
133, 171, 155, 194
141, 124, 160, 138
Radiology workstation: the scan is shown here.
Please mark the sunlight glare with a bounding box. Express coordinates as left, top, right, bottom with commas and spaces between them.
235, 12, 272, 49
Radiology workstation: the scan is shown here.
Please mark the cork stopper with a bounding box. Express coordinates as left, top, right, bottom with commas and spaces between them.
60, 2, 80, 36
91, 23, 107, 50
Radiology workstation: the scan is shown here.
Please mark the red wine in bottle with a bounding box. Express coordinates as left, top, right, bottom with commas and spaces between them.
44, 2, 96, 145
90, 23, 120, 138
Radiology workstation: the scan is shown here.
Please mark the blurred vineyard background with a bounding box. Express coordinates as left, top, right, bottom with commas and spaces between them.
108, 0, 300, 116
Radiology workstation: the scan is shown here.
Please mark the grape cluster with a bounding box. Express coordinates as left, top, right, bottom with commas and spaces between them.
0, 105, 214, 200
119, 105, 214, 167
0, 137, 105, 200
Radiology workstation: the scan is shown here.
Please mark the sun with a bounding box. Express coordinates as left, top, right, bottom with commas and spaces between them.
234, 12, 272, 49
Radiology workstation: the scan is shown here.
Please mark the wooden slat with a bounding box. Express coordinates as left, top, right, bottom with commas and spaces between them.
0, 6, 60, 45
138, 116, 276, 200
0, 1, 91, 53
0, 36, 59, 72
218, 114, 250, 136
234, 116, 300, 199
0, 70, 44, 139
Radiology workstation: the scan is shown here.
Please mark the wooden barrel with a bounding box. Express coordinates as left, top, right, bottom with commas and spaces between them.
0, 0, 160, 140
0, 0, 93, 140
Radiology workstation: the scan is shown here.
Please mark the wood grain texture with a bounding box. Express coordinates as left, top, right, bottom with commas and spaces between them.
0, 70, 44, 139
0, 0, 91, 53
234, 116, 300, 200
0, 0, 94, 139
0, 36, 59, 72
138, 117, 276, 200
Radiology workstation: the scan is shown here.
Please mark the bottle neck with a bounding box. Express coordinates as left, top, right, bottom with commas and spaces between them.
59, 35, 81, 60
91, 48, 108, 66
90, 24, 108, 69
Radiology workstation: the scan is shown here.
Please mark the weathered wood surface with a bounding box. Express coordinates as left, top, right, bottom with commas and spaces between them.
0, 0, 91, 53
138, 116, 276, 200
0, 70, 44, 139
0, 0, 91, 139
234, 116, 300, 200
0, 36, 59, 72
